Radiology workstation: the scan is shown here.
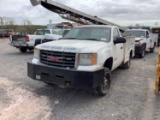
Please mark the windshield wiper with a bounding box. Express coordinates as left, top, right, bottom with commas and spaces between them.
80, 38, 100, 41
63, 37, 77, 39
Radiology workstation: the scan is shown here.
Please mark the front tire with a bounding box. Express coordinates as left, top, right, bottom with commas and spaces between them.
138, 47, 145, 58
19, 48, 27, 53
97, 68, 111, 96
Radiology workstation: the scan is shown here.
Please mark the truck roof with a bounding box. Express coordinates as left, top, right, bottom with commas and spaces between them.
126, 29, 148, 32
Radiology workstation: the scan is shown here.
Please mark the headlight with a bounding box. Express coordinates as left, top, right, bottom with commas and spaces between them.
136, 41, 142, 46
34, 48, 40, 59
79, 53, 97, 66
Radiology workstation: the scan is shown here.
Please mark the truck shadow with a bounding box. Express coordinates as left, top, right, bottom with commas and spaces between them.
31, 82, 110, 99
133, 50, 158, 59
27, 82, 110, 116
6, 50, 33, 56
23, 59, 143, 119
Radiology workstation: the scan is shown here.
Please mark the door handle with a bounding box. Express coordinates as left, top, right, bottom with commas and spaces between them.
120, 46, 123, 49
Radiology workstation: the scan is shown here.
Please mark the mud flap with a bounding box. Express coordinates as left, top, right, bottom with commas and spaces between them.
155, 49, 160, 95
155, 78, 160, 95
152, 96, 160, 120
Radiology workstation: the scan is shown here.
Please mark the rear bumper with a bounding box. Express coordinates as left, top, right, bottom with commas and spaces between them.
10, 42, 28, 47
27, 62, 104, 89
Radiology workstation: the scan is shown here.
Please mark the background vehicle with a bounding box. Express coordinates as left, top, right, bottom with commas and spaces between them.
42, 29, 71, 43
10, 29, 53, 53
152, 27, 160, 46
0, 29, 14, 37
47, 22, 73, 29
123, 29, 156, 58
28, 25, 135, 96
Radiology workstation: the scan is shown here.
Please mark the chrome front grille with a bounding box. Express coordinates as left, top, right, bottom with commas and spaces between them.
40, 50, 76, 68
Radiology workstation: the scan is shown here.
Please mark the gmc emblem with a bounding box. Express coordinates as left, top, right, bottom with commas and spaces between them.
47, 56, 62, 62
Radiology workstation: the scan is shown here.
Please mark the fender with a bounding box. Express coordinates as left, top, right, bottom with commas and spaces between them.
103, 57, 113, 70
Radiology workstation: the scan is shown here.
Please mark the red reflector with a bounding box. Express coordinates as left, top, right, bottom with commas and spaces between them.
26, 36, 29, 42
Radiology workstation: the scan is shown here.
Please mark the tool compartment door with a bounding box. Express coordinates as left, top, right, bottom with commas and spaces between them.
123, 36, 135, 63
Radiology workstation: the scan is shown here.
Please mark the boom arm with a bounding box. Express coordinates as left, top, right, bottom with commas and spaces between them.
30, 0, 127, 32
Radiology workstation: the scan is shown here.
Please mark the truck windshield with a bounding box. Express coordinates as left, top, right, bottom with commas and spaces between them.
63, 27, 111, 42
59, 30, 70, 36
51, 30, 70, 37
36, 30, 50, 35
123, 31, 145, 37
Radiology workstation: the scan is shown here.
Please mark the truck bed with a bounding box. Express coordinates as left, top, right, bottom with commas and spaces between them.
10, 35, 27, 48
151, 33, 158, 45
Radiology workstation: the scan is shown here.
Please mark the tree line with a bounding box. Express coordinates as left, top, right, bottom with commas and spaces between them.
0, 17, 46, 34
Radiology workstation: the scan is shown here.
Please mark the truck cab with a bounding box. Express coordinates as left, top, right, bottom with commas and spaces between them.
28, 25, 135, 96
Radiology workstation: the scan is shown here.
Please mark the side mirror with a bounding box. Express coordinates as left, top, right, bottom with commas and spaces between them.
114, 37, 126, 44
30, 0, 40, 6
146, 35, 149, 38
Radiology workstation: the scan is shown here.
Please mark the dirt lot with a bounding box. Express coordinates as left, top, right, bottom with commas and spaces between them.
0, 38, 160, 120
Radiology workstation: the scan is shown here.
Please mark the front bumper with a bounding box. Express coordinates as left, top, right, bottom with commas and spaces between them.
27, 62, 104, 89
135, 46, 143, 55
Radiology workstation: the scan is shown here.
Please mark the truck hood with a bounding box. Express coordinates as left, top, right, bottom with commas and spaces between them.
36, 39, 108, 53
135, 37, 144, 42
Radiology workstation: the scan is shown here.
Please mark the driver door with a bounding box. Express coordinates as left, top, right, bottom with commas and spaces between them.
112, 28, 124, 69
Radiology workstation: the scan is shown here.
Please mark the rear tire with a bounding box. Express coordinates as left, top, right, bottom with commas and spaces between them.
19, 48, 27, 53
28, 48, 34, 51
97, 68, 111, 96
123, 56, 131, 69
150, 46, 155, 53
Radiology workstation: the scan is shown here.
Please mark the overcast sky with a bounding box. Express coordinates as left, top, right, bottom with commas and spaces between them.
0, 0, 160, 26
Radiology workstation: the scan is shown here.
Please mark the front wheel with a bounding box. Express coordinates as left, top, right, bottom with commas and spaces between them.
97, 68, 111, 96
138, 47, 145, 58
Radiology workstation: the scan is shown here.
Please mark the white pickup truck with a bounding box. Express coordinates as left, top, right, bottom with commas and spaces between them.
28, 25, 135, 96
42, 29, 71, 43
123, 29, 156, 58
10, 29, 54, 53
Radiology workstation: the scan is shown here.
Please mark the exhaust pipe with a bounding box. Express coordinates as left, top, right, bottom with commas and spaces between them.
30, 0, 41, 6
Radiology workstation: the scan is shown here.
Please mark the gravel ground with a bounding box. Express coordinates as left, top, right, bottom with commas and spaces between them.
0, 38, 159, 120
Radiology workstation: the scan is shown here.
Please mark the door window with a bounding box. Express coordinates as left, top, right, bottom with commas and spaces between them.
146, 31, 149, 38
113, 28, 120, 40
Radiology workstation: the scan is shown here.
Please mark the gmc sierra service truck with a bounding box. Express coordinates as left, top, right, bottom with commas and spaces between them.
28, 25, 135, 96
123, 29, 156, 58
